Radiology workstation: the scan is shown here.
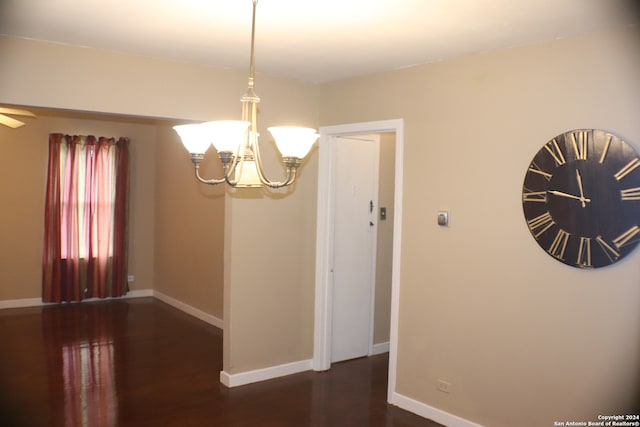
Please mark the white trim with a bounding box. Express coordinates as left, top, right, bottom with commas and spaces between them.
220, 359, 313, 388
0, 289, 154, 310
0, 297, 43, 309
126, 289, 155, 298
367, 135, 381, 362
0, 290, 224, 331
387, 121, 404, 402
370, 341, 390, 355
390, 393, 485, 427
314, 119, 404, 406
154, 290, 223, 330
313, 129, 335, 371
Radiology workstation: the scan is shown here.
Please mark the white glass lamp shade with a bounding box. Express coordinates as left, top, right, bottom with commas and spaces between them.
201, 120, 250, 153
268, 126, 319, 159
173, 124, 211, 155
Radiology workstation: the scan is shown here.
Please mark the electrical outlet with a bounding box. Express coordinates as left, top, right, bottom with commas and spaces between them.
436, 379, 451, 394
128, 275, 135, 282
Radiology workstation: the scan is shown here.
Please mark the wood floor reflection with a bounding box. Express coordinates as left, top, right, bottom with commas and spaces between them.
0, 298, 442, 427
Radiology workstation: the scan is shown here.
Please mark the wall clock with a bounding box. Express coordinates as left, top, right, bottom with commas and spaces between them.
522, 129, 640, 268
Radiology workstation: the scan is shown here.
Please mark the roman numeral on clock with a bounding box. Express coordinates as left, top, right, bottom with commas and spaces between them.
544, 139, 566, 166
614, 158, 640, 181
576, 237, 591, 267
620, 187, 640, 201
548, 229, 570, 260
571, 131, 588, 160
613, 225, 640, 249
596, 236, 620, 262
528, 162, 552, 181
522, 191, 547, 203
598, 134, 612, 164
527, 212, 555, 238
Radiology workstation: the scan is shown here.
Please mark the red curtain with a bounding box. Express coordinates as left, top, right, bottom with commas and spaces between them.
43, 134, 130, 303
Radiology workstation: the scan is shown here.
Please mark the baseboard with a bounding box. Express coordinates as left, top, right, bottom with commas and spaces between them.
153, 290, 223, 330
0, 289, 223, 330
127, 289, 154, 298
0, 289, 154, 310
371, 341, 390, 355
220, 359, 313, 388
391, 392, 484, 427
0, 297, 43, 309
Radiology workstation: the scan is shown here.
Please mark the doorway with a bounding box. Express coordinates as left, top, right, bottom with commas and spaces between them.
313, 119, 404, 403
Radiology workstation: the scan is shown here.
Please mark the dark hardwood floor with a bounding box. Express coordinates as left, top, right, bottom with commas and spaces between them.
0, 298, 442, 427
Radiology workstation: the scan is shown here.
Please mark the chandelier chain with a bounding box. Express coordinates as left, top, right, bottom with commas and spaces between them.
173, 0, 317, 189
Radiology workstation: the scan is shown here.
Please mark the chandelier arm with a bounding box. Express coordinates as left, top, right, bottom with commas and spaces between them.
278, 158, 303, 187
190, 152, 249, 186
249, 130, 298, 188
193, 162, 226, 186
259, 167, 297, 188
224, 160, 245, 187
221, 152, 242, 186
272, 167, 298, 188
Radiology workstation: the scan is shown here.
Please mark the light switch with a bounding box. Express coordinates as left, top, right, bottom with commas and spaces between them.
437, 211, 449, 226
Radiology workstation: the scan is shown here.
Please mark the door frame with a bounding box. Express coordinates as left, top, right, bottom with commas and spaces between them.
313, 119, 404, 403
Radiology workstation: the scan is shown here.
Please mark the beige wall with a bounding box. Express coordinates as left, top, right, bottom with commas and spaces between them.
153, 124, 226, 319
3, 24, 640, 426
0, 109, 157, 299
223, 122, 320, 373
320, 27, 640, 426
374, 132, 395, 344
0, 35, 321, 377
0, 37, 246, 121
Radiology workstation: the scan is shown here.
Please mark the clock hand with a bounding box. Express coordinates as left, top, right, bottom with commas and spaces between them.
548, 190, 592, 203
575, 169, 587, 208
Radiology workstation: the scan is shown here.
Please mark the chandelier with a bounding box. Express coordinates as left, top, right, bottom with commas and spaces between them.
173, 0, 318, 188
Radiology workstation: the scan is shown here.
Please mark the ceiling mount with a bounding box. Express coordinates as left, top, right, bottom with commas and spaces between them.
173, 0, 318, 189
0, 107, 36, 129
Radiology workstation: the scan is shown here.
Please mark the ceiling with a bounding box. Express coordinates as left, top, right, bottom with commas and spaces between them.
0, 0, 638, 84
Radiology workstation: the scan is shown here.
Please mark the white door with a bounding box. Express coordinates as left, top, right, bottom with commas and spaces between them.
331, 135, 380, 363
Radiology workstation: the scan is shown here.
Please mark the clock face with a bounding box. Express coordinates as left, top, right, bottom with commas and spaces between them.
522, 129, 640, 268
